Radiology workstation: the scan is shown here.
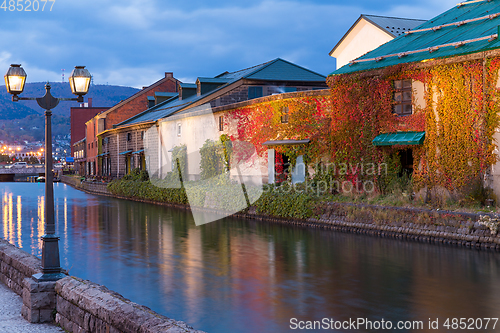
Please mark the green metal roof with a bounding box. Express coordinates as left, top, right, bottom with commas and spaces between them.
179, 83, 197, 88
154, 92, 177, 97
372, 131, 425, 146
246, 58, 326, 82
197, 77, 231, 84
116, 58, 326, 128
332, 0, 500, 75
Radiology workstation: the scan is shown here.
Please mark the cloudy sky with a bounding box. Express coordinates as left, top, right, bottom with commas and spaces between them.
0, 0, 458, 88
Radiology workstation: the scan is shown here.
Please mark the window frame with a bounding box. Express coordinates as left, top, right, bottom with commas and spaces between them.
248, 86, 263, 99
219, 115, 224, 131
393, 79, 413, 116
281, 107, 289, 124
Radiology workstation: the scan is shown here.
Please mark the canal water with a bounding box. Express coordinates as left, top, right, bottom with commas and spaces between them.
1, 182, 500, 332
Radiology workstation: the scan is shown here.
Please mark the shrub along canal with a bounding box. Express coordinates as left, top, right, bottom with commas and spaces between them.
1, 182, 500, 332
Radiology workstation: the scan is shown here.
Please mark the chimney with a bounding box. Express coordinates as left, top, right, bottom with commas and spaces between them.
88, 97, 92, 107
165, 72, 173, 78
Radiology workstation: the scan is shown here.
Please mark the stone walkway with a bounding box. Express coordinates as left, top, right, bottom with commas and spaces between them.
0, 281, 64, 333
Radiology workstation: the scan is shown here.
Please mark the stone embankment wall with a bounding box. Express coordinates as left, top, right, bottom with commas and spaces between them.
244, 203, 500, 251
55, 277, 205, 333
201, 204, 500, 251
61, 175, 110, 195
0, 239, 204, 332
0, 239, 56, 322
0, 239, 41, 296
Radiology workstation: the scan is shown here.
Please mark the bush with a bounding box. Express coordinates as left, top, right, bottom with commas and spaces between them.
199, 136, 232, 180
108, 174, 316, 220
254, 184, 316, 219
107, 175, 188, 205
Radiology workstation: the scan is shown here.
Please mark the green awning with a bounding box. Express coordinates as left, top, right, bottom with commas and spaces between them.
372, 131, 425, 146
262, 139, 311, 146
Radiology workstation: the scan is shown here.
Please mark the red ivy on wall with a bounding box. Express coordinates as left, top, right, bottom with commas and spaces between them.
223, 59, 500, 197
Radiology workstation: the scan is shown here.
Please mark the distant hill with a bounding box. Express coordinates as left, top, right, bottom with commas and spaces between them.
0, 93, 39, 120
0, 82, 139, 119
0, 82, 139, 143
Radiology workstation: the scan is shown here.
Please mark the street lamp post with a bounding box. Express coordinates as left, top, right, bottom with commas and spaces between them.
5, 64, 91, 282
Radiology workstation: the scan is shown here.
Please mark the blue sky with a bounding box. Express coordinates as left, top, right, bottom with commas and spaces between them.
0, 0, 458, 88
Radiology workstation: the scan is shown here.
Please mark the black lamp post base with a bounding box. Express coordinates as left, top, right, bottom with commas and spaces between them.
38, 233, 65, 282
32, 272, 67, 282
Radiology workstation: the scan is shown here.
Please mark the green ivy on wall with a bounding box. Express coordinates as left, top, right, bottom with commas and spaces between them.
199, 135, 232, 180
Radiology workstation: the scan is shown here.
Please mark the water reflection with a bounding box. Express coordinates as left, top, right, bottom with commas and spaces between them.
1, 182, 500, 332
17, 196, 21, 248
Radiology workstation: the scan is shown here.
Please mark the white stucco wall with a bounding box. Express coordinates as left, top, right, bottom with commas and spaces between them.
291, 155, 306, 184
146, 104, 264, 185
331, 18, 393, 69
267, 149, 275, 184
491, 128, 500, 200
157, 105, 220, 181
413, 80, 426, 111
488, 70, 500, 201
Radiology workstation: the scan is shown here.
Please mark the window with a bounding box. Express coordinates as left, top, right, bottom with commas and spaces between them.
177, 123, 182, 136
248, 86, 263, 99
393, 79, 412, 115
127, 133, 132, 141
281, 107, 289, 124
141, 131, 145, 140
284, 87, 297, 93
219, 116, 224, 131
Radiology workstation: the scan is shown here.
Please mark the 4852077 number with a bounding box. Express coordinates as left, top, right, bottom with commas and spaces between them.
1, 0, 55, 11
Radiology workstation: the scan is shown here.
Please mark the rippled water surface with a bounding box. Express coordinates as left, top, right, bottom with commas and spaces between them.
1, 182, 500, 332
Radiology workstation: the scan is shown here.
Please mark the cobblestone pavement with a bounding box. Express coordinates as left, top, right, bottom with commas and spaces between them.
0, 281, 64, 333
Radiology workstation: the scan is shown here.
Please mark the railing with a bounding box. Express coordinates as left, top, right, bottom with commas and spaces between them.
0, 165, 45, 174
83, 175, 113, 183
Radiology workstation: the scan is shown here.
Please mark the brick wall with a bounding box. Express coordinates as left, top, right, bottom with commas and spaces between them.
212, 84, 327, 108
70, 106, 107, 156
0, 239, 41, 296
101, 124, 151, 178
81, 74, 178, 176
86, 118, 97, 175
104, 78, 178, 131
212, 85, 248, 107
